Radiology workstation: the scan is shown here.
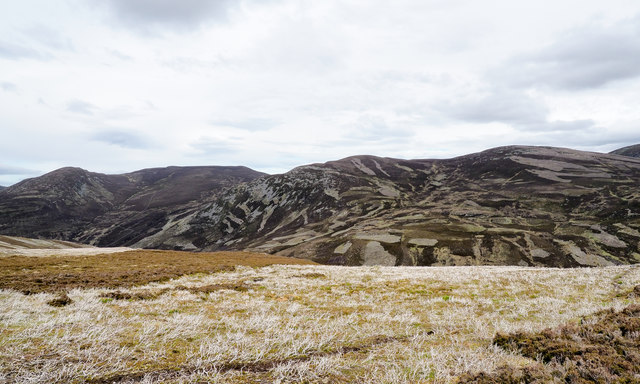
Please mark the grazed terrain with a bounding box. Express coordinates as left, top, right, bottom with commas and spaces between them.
2, 146, 640, 267
1, 261, 638, 383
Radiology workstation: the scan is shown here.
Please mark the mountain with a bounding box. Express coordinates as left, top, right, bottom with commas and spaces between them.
1, 146, 639, 267
0, 166, 265, 244
611, 144, 640, 158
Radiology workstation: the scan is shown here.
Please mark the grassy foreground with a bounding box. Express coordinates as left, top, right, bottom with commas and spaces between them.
0, 255, 639, 383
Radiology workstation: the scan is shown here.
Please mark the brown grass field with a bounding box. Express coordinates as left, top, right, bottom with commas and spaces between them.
0, 249, 638, 383
0, 249, 316, 294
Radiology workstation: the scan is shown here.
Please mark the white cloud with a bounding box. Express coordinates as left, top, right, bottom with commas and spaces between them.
0, 0, 639, 185
66, 100, 97, 115
1, 82, 17, 93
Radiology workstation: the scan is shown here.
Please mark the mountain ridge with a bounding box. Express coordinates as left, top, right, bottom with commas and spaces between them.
1, 145, 639, 267
0, 165, 266, 242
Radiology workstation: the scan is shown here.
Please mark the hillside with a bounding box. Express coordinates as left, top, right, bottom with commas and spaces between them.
0, 235, 91, 250
145, 146, 640, 267
0, 166, 265, 243
1, 145, 640, 267
611, 144, 640, 158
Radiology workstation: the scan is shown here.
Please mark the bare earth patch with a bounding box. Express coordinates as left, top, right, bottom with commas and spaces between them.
0, 264, 639, 383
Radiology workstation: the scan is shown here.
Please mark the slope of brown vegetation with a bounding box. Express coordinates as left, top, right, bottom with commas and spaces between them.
459, 304, 640, 383
0, 249, 315, 294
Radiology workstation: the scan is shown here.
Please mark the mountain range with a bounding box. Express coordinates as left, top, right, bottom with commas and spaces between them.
1, 145, 639, 267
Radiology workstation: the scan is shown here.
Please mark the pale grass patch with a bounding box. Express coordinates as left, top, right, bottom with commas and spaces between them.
0, 265, 639, 383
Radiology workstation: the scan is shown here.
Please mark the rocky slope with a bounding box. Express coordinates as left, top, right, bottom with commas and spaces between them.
1, 145, 639, 267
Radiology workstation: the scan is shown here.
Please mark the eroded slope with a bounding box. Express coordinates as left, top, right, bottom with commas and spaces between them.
143, 146, 640, 267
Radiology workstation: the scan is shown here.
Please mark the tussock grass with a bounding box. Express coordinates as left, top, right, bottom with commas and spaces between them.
0, 264, 639, 383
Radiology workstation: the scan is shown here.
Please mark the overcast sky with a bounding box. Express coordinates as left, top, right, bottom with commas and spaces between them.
2, 0, 640, 185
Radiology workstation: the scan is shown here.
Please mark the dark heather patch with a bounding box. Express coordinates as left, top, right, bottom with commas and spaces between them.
458, 304, 640, 383
47, 292, 73, 307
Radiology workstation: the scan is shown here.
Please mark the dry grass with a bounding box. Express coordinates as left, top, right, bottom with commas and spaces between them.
0, 263, 639, 383
0, 249, 315, 294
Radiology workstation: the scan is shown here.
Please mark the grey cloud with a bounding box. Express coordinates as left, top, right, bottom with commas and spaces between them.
515, 127, 640, 149
190, 137, 241, 155
0, 41, 48, 60
0, 165, 39, 175
441, 87, 599, 134
251, 18, 345, 74
1, 82, 17, 93
102, 0, 235, 32
91, 130, 149, 149
497, 17, 640, 90
527, 119, 596, 133
442, 89, 548, 126
66, 100, 97, 115
347, 115, 414, 143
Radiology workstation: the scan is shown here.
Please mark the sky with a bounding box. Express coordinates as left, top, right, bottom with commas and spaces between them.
2, 0, 640, 186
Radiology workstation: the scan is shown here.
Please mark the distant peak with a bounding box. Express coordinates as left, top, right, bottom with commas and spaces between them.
610, 144, 640, 158
47, 166, 91, 175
